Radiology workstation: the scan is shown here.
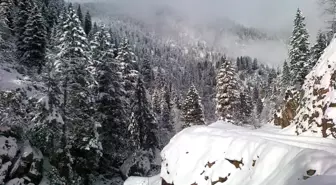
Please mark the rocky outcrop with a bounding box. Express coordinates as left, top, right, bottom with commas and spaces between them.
0, 127, 43, 185
285, 38, 336, 138
273, 89, 301, 128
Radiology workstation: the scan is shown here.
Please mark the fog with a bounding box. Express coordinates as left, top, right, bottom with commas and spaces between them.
70, 0, 327, 65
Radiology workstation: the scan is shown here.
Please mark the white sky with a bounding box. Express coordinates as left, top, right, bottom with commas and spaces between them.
70, 0, 326, 35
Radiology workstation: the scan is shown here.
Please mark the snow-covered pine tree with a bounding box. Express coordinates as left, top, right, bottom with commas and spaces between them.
31, 54, 64, 156
289, 8, 310, 86
152, 89, 161, 114
0, 0, 13, 44
141, 55, 154, 89
0, 0, 14, 33
84, 10, 92, 35
92, 22, 99, 35
90, 27, 114, 60
54, 4, 102, 183
131, 78, 158, 150
238, 90, 253, 124
181, 85, 205, 128
90, 26, 130, 175
282, 61, 291, 86
116, 38, 139, 93
160, 84, 175, 146
77, 4, 83, 25
22, 5, 47, 73
216, 57, 240, 122
15, 0, 33, 57
310, 31, 328, 69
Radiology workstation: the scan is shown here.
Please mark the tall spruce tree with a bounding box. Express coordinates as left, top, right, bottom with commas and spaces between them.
282, 61, 291, 86
216, 57, 240, 122
84, 11, 92, 35
116, 38, 138, 93
152, 89, 161, 114
22, 5, 47, 73
159, 84, 175, 147
181, 85, 205, 128
90, 27, 115, 60
0, 0, 14, 33
15, 0, 32, 57
238, 91, 253, 124
289, 8, 310, 86
141, 56, 153, 89
77, 5, 83, 25
131, 78, 158, 150
53, 5, 101, 183
91, 26, 130, 174
0, 0, 13, 42
310, 32, 328, 69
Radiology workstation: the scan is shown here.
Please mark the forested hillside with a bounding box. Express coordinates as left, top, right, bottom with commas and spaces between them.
0, 0, 335, 185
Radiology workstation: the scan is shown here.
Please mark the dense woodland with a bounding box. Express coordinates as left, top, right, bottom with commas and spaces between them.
0, 0, 333, 184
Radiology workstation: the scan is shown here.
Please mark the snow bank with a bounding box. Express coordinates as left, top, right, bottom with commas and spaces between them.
285, 37, 336, 138
124, 175, 161, 185
161, 121, 336, 185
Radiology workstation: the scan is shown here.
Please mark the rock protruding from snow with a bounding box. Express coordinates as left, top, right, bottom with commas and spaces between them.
287, 37, 336, 138
0, 136, 18, 160
0, 128, 43, 185
161, 122, 336, 185
120, 149, 161, 179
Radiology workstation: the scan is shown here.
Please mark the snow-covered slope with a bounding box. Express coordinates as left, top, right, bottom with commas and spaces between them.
160, 121, 336, 185
284, 37, 336, 138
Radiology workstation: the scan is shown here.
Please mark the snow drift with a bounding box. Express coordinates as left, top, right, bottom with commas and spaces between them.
284, 37, 336, 138
160, 121, 336, 185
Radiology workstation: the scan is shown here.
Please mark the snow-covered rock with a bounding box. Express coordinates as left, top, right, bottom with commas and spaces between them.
0, 136, 18, 160
160, 121, 336, 185
0, 129, 43, 185
285, 37, 336, 138
120, 149, 161, 179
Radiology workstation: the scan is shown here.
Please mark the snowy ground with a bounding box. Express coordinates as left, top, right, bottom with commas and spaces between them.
131, 121, 336, 185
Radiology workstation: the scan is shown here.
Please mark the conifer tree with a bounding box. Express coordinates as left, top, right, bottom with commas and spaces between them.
131, 78, 158, 150
91, 26, 129, 173
238, 91, 253, 124
22, 5, 47, 73
289, 8, 310, 86
77, 5, 83, 25
152, 89, 161, 114
116, 38, 138, 93
216, 57, 240, 122
159, 84, 175, 146
84, 11, 92, 35
15, 0, 32, 57
141, 56, 153, 89
0, 0, 14, 35
181, 85, 205, 128
90, 27, 114, 60
31, 55, 64, 157
92, 22, 99, 34
282, 61, 291, 86
310, 32, 328, 69
52, 5, 101, 183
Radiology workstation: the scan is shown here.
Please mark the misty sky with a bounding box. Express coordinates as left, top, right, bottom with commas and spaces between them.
70, 0, 325, 35
70, 0, 327, 65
